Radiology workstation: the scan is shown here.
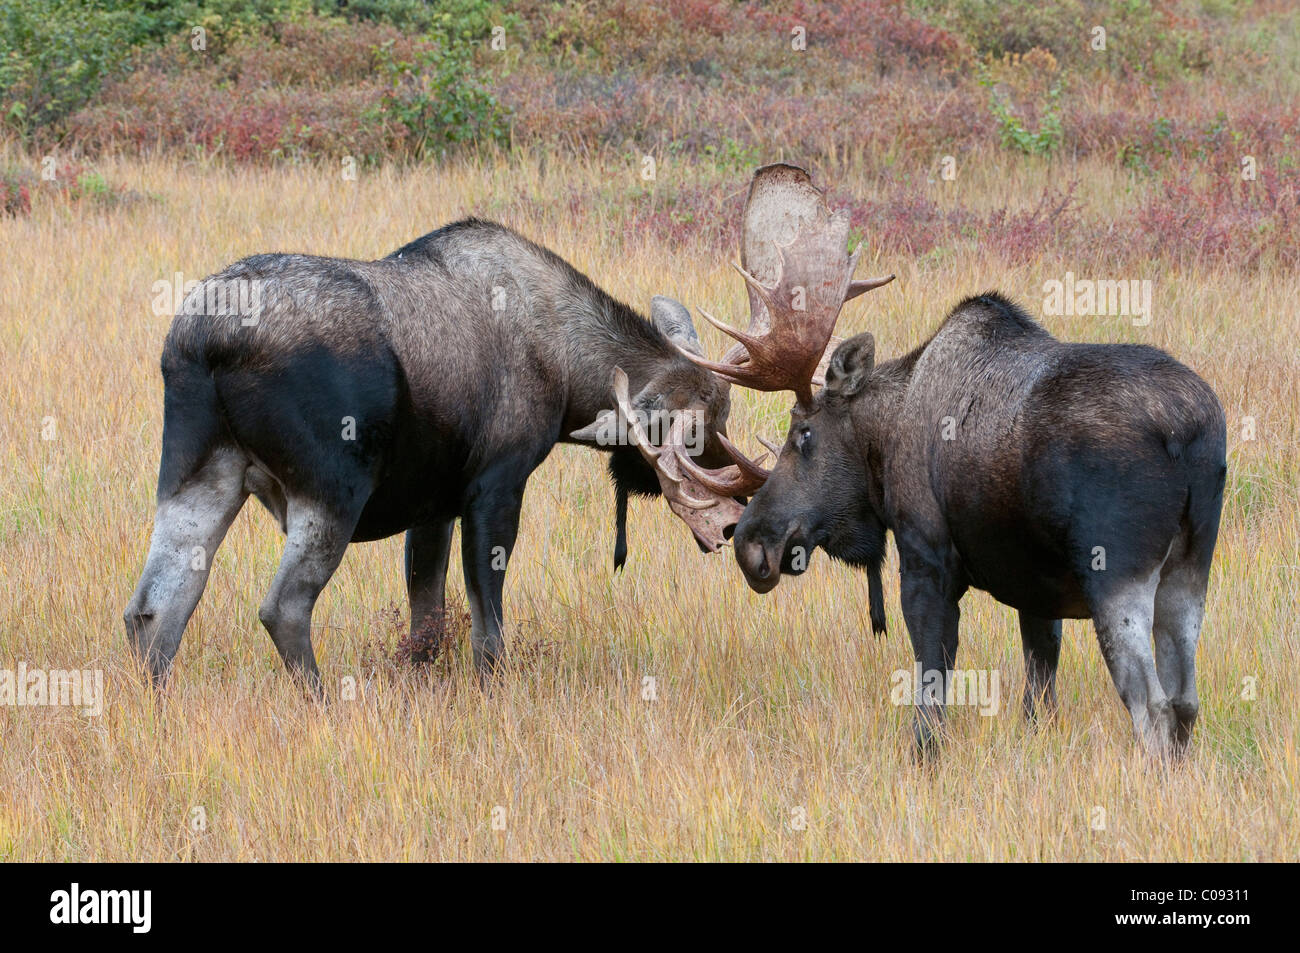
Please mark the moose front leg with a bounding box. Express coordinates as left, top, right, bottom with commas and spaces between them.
404, 518, 456, 660
898, 545, 964, 755
1019, 611, 1062, 724
460, 472, 526, 676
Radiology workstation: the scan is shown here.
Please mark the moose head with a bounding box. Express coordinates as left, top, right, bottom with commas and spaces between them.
578, 163, 894, 573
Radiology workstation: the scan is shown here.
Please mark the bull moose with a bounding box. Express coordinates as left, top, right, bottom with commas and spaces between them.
123, 223, 732, 685
123, 181, 882, 688
658, 164, 1227, 757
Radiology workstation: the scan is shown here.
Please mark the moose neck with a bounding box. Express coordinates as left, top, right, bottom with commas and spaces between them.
559, 293, 679, 441
852, 348, 924, 525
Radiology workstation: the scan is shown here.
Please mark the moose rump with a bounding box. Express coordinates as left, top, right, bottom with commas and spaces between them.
123, 254, 495, 685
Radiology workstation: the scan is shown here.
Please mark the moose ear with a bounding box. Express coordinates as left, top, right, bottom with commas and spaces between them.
823, 332, 875, 399
651, 295, 701, 354
570, 409, 617, 444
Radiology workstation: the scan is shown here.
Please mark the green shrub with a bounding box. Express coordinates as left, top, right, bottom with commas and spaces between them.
910, 0, 1088, 61
0, 0, 140, 133
978, 61, 1063, 157
317, 0, 501, 37
372, 34, 509, 157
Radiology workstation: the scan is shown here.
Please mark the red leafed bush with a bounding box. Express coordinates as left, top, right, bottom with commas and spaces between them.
748, 0, 968, 68
0, 169, 33, 217
1130, 166, 1300, 268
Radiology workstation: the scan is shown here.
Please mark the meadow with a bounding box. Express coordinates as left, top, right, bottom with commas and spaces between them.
1, 0, 1298, 861
0, 146, 1295, 860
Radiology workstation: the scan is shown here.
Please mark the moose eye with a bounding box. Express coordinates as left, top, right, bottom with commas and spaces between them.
796, 428, 813, 456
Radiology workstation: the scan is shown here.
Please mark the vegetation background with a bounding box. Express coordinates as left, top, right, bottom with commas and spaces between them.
0, 0, 1296, 859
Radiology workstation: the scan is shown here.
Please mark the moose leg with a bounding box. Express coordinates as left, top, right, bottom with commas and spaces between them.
1153, 559, 1208, 754
461, 473, 526, 676
258, 497, 359, 693
1019, 612, 1062, 724
1091, 584, 1175, 757
898, 546, 964, 754
124, 447, 248, 686
404, 518, 456, 659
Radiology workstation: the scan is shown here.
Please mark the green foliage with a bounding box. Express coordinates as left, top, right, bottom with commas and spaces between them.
978, 64, 1063, 157
0, 0, 318, 135
1120, 116, 1175, 173
700, 137, 761, 172
317, 0, 505, 39
372, 34, 509, 158
909, 0, 1087, 61
110, 0, 315, 43
0, 0, 512, 147
910, 0, 1215, 78
0, 0, 139, 133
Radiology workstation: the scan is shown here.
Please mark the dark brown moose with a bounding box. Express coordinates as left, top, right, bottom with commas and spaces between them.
671, 163, 1227, 758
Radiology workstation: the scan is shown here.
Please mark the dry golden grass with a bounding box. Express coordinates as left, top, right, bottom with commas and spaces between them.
1, 152, 1296, 860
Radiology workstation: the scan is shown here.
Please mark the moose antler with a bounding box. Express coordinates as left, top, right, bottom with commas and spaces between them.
609, 367, 748, 552
597, 166, 893, 552
677, 163, 894, 409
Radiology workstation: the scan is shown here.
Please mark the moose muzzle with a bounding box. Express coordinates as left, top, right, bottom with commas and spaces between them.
734, 517, 813, 593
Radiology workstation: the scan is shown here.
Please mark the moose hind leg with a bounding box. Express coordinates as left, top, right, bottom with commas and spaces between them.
258, 498, 360, 692
1091, 581, 1175, 757
1019, 611, 1062, 724
124, 447, 248, 685
1153, 558, 1208, 754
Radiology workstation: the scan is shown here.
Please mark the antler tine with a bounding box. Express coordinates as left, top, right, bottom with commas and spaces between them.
671, 341, 760, 387
695, 306, 764, 357
611, 368, 660, 463
721, 341, 750, 365
671, 429, 771, 498
733, 262, 781, 317
717, 432, 771, 485
658, 450, 719, 510
846, 274, 896, 300
674, 456, 762, 498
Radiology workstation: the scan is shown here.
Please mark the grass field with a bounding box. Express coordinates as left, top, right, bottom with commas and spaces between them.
0, 148, 1296, 861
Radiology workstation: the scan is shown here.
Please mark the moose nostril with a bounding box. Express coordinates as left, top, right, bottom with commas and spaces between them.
742, 542, 770, 579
